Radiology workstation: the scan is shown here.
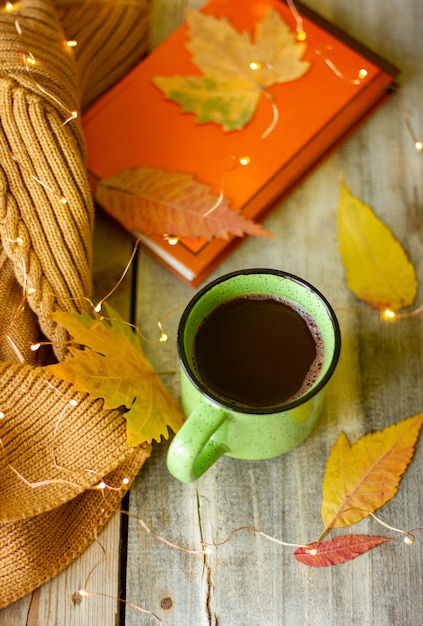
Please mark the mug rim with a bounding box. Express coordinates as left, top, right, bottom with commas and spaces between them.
177, 268, 341, 414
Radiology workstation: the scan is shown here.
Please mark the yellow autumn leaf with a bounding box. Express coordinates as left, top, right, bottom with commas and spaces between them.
186, 7, 309, 88
45, 306, 185, 447
337, 182, 418, 311
321, 413, 423, 531
153, 8, 310, 131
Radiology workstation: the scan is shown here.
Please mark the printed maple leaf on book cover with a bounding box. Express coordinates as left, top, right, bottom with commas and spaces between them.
83, 0, 398, 286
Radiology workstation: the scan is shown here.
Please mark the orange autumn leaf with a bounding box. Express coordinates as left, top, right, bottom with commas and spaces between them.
45, 306, 185, 447
294, 535, 392, 567
321, 413, 423, 531
337, 182, 418, 311
95, 167, 271, 241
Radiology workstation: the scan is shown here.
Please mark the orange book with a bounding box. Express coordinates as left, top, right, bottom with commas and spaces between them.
83, 0, 398, 286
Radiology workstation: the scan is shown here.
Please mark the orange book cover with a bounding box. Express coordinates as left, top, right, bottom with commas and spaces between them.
83, 0, 398, 286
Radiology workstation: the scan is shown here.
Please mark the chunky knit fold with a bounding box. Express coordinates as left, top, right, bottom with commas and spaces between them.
0, 0, 150, 608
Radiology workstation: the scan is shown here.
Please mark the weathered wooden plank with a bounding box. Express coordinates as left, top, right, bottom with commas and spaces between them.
125, 0, 423, 624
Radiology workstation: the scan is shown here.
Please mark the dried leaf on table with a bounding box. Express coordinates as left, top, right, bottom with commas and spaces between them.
153, 8, 310, 131
321, 414, 423, 532
337, 182, 418, 311
45, 306, 185, 447
294, 535, 392, 567
95, 167, 272, 241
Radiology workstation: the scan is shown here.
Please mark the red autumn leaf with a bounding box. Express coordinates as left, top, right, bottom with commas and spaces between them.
294, 535, 392, 567
95, 167, 272, 241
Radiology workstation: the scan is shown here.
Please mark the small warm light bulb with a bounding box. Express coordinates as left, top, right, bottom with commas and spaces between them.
167, 236, 179, 246
122, 477, 130, 486
5, 1, 14, 10
308, 548, 318, 556
249, 61, 262, 71
296, 30, 307, 42
27, 286, 36, 295
78, 588, 89, 597
383, 308, 396, 320
404, 535, 414, 545
238, 155, 251, 166
95, 481, 107, 490
69, 399, 79, 407
66, 40, 78, 48
94, 302, 102, 313
25, 55, 37, 66
0, 411, 5, 419
415, 141, 423, 152
59, 196, 68, 204
30, 343, 41, 351
157, 321, 168, 343
358, 68, 368, 80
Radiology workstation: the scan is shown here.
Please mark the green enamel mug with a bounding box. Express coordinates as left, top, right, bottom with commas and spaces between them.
167, 269, 341, 482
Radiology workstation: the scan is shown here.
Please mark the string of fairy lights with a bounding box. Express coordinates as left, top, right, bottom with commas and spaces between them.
0, 0, 422, 619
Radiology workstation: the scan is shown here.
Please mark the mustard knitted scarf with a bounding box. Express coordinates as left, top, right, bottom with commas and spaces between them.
0, 0, 150, 607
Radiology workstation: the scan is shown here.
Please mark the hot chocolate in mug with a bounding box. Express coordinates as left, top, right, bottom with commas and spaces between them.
167, 269, 341, 482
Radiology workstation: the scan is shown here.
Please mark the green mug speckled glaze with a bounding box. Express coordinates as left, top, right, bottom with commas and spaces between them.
167, 269, 341, 483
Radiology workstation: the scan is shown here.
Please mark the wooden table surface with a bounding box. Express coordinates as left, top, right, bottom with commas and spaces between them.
1, 0, 422, 624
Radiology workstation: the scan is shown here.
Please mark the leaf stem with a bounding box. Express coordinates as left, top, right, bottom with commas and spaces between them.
317, 527, 333, 542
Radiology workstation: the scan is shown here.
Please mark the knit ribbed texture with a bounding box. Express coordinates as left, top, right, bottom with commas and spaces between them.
0, 362, 148, 523
0, 0, 150, 608
0, 446, 148, 609
56, 0, 150, 110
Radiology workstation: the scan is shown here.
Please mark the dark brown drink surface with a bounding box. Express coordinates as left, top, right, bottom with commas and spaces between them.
194, 296, 320, 408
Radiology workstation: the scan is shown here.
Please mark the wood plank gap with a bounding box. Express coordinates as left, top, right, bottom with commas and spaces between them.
118, 491, 130, 626
119, 244, 140, 625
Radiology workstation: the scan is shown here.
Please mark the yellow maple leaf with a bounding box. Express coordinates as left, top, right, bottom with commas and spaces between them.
337, 182, 418, 311
321, 413, 423, 531
45, 307, 184, 447
153, 8, 310, 131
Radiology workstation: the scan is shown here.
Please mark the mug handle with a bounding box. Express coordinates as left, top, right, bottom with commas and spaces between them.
167, 402, 229, 482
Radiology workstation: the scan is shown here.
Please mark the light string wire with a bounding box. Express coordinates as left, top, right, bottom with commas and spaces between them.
1, 0, 420, 495
0, 0, 422, 618
4, 0, 421, 248
4, 4, 79, 207
2, 227, 421, 613
368, 512, 420, 545
3, 380, 420, 559
1, 406, 421, 557
286, 0, 422, 150
13, 10, 79, 126
2, 232, 170, 354
317, 504, 423, 544
2, 226, 420, 615
70, 491, 422, 619
95, 485, 422, 557
94, 87, 279, 242
73, 530, 164, 625
0, 87, 420, 586
0, 392, 132, 494
143, 0, 364, 243
382, 303, 423, 321
0, 234, 176, 495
